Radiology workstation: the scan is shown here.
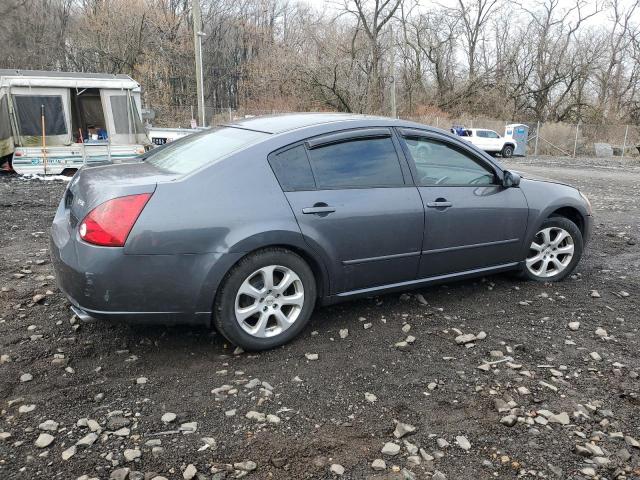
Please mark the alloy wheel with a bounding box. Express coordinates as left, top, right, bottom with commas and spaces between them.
234, 265, 304, 338
526, 227, 574, 278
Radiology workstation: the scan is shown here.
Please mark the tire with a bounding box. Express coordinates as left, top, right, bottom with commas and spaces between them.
501, 144, 514, 158
521, 216, 583, 282
213, 248, 317, 351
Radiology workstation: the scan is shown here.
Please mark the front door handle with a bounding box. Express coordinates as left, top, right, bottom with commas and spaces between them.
426, 200, 453, 209
302, 203, 336, 215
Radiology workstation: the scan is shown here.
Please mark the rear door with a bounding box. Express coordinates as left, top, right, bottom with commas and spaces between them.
397, 129, 529, 278
270, 129, 424, 294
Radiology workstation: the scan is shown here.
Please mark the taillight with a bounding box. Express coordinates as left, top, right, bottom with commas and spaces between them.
79, 193, 152, 247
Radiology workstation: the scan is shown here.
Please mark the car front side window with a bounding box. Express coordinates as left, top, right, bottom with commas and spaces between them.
402, 137, 496, 186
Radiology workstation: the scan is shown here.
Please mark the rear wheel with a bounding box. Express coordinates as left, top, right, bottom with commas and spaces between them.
522, 217, 583, 282
501, 144, 514, 158
214, 248, 317, 351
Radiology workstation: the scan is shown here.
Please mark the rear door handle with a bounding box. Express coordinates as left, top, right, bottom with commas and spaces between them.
302, 206, 336, 214
426, 201, 452, 208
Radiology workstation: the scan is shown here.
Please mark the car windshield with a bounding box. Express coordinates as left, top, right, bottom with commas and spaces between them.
145, 127, 269, 174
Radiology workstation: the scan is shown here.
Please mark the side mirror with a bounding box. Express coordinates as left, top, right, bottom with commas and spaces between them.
503, 170, 521, 188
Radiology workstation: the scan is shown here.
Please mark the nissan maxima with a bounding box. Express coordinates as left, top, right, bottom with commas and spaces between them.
50, 114, 592, 350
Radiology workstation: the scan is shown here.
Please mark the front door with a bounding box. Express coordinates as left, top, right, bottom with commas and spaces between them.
398, 131, 529, 278
271, 129, 424, 294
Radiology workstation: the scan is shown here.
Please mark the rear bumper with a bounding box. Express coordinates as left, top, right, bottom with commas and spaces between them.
50, 200, 242, 326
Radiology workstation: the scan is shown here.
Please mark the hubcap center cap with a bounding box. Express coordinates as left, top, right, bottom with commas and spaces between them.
265, 295, 276, 306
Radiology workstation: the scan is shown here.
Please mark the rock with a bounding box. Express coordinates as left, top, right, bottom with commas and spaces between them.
113, 427, 130, 437
106, 416, 130, 430
183, 464, 197, 480
161, 412, 176, 423
246, 411, 266, 422
305, 353, 318, 361
595, 327, 607, 338
244, 378, 261, 389
330, 464, 345, 475
381, 442, 401, 455
476, 331, 487, 340
593, 143, 613, 157
20, 373, 33, 382
271, 456, 287, 468
32, 294, 46, 303
266, 414, 281, 424
568, 321, 580, 331
39, 420, 59, 431
363, 322, 372, 329
625, 436, 640, 448
123, 449, 141, 461
135, 377, 147, 384
110, 468, 130, 480
394, 421, 416, 439
432, 471, 447, 480
0, 432, 11, 441
500, 415, 517, 427
590, 352, 602, 361
517, 386, 530, 395
179, 422, 197, 434
590, 290, 601, 298
365, 392, 377, 403
584, 443, 604, 456
87, 419, 101, 432
18, 404, 36, 413
76, 432, 98, 447
61, 445, 76, 460
548, 412, 570, 425
395, 341, 410, 350
580, 467, 596, 477
339, 329, 349, 339
455, 333, 476, 344
371, 459, 386, 471
402, 324, 411, 333
234, 460, 257, 471
34, 433, 55, 448
456, 435, 471, 450
436, 438, 450, 448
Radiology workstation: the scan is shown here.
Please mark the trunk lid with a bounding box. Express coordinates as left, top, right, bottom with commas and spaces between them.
65, 160, 178, 225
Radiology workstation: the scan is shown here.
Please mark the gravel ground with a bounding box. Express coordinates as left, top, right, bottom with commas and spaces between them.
0, 155, 639, 480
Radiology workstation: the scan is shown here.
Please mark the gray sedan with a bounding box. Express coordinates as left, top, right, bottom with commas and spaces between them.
50, 114, 592, 350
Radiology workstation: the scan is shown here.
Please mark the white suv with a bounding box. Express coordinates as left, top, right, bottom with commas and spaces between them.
458, 128, 516, 157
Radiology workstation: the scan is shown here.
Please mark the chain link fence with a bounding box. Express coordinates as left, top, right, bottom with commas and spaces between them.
145, 105, 640, 158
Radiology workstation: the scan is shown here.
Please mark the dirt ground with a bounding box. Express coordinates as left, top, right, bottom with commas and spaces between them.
0, 155, 639, 480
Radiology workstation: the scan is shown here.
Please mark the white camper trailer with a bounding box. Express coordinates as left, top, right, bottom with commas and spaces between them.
0, 69, 150, 175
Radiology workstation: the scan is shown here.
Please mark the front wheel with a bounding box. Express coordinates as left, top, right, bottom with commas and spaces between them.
213, 248, 317, 351
521, 217, 583, 282
501, 145, 514, 158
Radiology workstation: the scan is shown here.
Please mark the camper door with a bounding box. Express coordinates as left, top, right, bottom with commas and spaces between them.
10, 87, 72, 147
101, 90, 147, 145
0, 93, 14, 157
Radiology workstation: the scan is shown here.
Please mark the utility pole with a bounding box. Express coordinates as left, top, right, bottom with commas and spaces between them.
192, 0, 205, 127
389, 25, 397, 118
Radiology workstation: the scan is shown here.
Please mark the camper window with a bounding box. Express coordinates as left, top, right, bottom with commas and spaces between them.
110, 95, 144, 134
71, 89, 107, 142
13, 95, 67, 136
0, 96, 11, 141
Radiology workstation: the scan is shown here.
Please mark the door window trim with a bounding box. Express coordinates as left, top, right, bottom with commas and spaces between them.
396, 128, 503, 187
269, 128, 414, 190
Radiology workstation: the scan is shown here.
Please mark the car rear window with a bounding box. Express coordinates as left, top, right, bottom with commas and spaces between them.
145, 127, 268, 174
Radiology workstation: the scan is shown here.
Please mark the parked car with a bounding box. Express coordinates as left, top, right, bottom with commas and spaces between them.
50, 114, 592, 350
460, 128, 516, 157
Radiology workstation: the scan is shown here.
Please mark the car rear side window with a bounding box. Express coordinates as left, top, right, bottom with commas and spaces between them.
145, 127, 268, 175
269, 145, 316, 191
307, 137, 404, 189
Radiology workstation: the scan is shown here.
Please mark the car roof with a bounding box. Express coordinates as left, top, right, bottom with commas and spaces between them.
228, 112, 409, 134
